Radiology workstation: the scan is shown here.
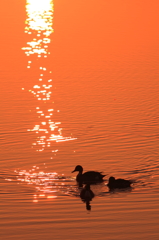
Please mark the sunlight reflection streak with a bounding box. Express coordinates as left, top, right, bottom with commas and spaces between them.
22, 0, 77, 151
13, 167, 77, 202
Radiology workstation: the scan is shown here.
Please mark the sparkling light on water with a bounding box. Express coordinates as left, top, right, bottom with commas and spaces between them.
13, 166, 77, 202
22, 0, 77, 151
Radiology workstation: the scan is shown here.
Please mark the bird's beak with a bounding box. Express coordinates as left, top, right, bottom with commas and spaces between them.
72, 170, 75, 173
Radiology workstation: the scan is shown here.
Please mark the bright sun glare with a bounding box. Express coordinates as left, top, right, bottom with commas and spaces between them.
26, 0, 54, 33
22, 0, 77, 151
27, 0, 53, 12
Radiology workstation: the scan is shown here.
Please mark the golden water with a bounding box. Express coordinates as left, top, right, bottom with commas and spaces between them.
1, 1, 159, 239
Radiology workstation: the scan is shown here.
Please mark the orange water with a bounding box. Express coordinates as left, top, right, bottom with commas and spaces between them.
1, 1, 159, 239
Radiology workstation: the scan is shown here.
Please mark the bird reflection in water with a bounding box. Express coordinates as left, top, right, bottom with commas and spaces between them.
80, 184, 95, 211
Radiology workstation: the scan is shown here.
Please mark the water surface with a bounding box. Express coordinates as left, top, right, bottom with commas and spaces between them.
0, 1, 159, 239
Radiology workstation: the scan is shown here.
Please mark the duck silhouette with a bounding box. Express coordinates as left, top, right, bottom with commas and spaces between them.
72, 165, 106, 184
80, 184, 95, 210
107, 176, 133, 190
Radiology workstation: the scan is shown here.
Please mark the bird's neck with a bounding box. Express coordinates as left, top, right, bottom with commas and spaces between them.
76, 172, 83, 182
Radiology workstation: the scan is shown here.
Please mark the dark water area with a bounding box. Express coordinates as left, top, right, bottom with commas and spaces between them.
0, 1, 159, 239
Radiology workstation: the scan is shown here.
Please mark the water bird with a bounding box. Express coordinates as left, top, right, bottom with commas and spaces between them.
72, 165, 105, 184
107, 176, 133, 189
80, 184, 95, 211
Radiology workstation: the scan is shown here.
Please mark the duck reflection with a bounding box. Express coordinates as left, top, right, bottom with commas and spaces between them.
80, 184, 95, 211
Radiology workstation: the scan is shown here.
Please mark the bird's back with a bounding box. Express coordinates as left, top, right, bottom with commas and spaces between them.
82, 171, 105, 183
116, 179, 132, 188
108, 178, 132, 189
